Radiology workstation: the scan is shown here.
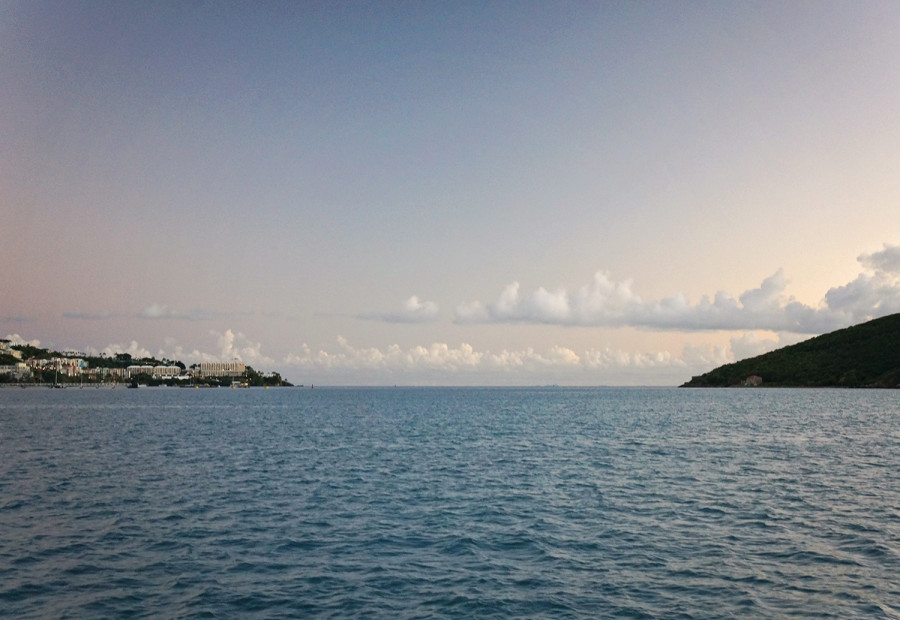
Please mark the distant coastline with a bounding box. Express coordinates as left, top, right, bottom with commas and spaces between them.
681, 313, 900, 388
0, 339, 293, 387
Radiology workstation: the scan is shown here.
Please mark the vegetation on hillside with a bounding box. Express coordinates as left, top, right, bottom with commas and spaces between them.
10, 344, 59, 361
681, 313, 900, 388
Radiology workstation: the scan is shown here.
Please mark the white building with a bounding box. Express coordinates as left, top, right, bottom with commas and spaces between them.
126, 365, 183, 379
0, 363, 29, 379
198, 361, 246, 377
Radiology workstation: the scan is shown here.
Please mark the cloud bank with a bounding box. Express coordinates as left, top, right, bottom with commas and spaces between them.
68, 333, 731, 385
455, 244, 900, 333
282, 336, 724, 376
161, 330, 273, 366
90, 329, 274, 367
277, 332, 812, 385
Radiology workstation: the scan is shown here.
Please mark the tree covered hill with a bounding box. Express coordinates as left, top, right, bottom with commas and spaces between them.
681, 313, 900, 388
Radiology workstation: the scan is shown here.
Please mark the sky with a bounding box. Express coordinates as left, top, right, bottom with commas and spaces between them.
3, 0, 900, 385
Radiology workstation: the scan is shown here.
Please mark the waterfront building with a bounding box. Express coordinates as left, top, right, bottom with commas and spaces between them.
0, 363, 29, 379
198, 361, 246, 377
126, 365, 183, 379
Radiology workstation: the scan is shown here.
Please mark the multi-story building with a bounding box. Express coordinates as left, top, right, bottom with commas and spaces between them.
0, 363, 29, 379
198, 361, 246, 377
126, 365, 183, 379
25, 357, 86, 376
0, 339, 20, 358
58, 358, 86, 377
103, 368, 130, 380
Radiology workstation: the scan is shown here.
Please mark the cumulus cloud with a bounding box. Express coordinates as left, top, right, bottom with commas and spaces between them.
283, 335, 834, 385
100, 340, 154, 359
4, 334, 41, 347
823, 270, 900, 319
91, 330, 274, 368
358, 296, 440, 323
162, 331, 275, 366
211, 329, 274, 366
139, 304, 222, 321
454, 244, 900, 334
78, 332, 791, 384
455, 274, 641, 325
285, 337, 481, 371
283, 337, 695, 376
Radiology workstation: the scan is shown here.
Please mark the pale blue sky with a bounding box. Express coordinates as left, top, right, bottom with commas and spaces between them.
3, 1, 900, 384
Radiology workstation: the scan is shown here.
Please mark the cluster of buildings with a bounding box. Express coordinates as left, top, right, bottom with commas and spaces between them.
0, 341, 28, 379
0, 341, 247, 382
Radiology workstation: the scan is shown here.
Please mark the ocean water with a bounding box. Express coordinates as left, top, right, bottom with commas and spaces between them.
1, 387, 898, 618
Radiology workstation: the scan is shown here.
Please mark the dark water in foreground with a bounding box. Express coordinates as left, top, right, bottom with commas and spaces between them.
1, 387, 899, 618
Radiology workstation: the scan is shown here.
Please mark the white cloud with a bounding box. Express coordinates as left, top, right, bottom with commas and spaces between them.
737, 270, 786, 313
358, 295, 440, 323
285, 337, 481, 371
824, 271, 900, 318
279, 335, 801, 385
283, 337, 696, 377
210, 329, 274, 366
100, 340, 153, 359
89, 330, 275, 368
3, 334, 41, 347
454, 244, 900, 333
455, 274, 642, 325
73, 332, 793, 385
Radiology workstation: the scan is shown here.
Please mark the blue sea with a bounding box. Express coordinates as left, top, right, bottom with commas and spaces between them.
1, 387, 899, 618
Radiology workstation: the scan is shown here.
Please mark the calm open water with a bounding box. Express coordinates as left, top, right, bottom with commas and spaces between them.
1, 386, 899, 618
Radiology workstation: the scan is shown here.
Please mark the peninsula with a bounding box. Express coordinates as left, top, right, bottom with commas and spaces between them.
0, 340, 293, 387
681, 313, 900, 388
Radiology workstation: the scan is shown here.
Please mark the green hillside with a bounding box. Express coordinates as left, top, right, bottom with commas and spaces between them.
681, 313, 900, 388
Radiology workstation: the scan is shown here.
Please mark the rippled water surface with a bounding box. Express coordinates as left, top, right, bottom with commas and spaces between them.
1, 387, 899, 618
